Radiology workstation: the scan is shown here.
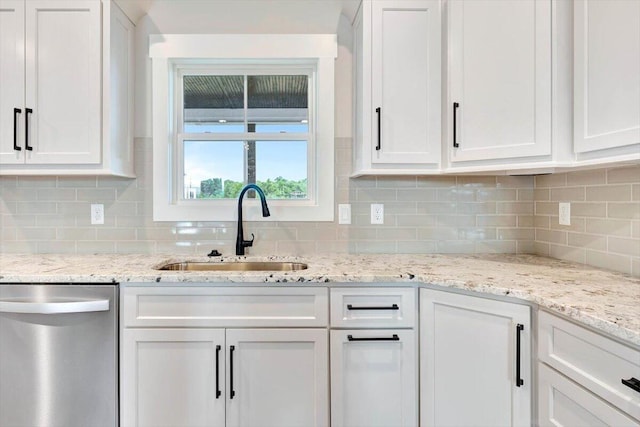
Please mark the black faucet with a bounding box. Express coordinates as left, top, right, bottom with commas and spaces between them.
236, 184, 270, 255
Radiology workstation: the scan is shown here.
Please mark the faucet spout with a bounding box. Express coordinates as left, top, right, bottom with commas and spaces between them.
236, 184, 270, 256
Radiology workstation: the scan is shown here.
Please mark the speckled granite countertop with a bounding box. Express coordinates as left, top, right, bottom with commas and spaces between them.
1, 253, 638, 346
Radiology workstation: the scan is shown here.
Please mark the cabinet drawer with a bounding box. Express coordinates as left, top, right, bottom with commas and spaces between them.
539, 310, 640, 420
539, 363, 640, 427
123, 286, 328, 327
330, 288, 416, 328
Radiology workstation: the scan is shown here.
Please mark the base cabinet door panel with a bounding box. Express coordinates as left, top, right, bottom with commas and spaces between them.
225, 328, 329, 427
121, 328, 226, 427
539, 363, 640, 427
420, 289, 531, 427
330, 329, 417, 427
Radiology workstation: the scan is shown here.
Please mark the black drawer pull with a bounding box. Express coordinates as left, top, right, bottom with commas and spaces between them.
453, 102, 460, 148
516, 324, 524, 387
215, 345, 221, 398
347, 304, 399, 311
375, 107, 381, 151
25, 108, 33, 151
348, 334, 399, 342
13, 108, 22, 151
229, 345, 235, 399
622, 377, 640, 394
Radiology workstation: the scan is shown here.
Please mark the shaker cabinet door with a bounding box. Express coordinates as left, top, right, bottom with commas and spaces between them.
370, 0, 441, 166
331, 329, 417, 427
574, 0, 640, 155
225, 328, 329, 427
24, 0, 102, 164
448, 0, 552, 164
121, 328, 226, 427
0, 1, 25, 164
420, 288, 531, 427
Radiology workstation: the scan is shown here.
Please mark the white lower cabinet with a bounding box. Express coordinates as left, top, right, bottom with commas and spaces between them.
539, 363, 639, 427
226, 329, 328, 427
330, 287, 418, 427
122, 328, 226, 427
121, 286, 329, 427
420, 288, 531, 427
538, 310, 640, 426
330, 329, 417, 427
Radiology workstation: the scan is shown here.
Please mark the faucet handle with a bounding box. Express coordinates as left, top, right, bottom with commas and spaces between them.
242, 233, 255, 248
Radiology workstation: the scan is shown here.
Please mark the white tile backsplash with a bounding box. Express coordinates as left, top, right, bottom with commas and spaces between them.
1, 138, 638, 277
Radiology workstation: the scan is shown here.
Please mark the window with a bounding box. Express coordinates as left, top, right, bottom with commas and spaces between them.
179, 71, 311, 201
150, 35, 337, 221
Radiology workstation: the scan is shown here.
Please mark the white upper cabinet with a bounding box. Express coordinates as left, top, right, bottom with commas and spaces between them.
573, 0, 640, 161
0, 1, 25, 165
0, 0, 135, 176
447, 0, 552, 168
353, 0, 441, 176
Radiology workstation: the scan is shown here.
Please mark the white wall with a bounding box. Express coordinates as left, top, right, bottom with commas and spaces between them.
134, 0, 355, 138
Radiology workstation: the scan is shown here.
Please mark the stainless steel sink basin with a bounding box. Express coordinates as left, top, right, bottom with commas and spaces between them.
157, 261, 308, 272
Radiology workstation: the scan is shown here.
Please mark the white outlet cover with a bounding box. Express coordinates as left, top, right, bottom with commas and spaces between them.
371, 204, 384, 225
91, 204, 104, 225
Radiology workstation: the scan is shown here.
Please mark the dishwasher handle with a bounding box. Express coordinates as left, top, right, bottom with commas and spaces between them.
0, 299, 109, 314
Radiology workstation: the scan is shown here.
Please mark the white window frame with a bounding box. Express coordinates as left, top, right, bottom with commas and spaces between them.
150, 34, 337, 222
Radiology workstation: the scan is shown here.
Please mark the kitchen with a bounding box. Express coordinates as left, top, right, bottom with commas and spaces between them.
0, 0, 639, 426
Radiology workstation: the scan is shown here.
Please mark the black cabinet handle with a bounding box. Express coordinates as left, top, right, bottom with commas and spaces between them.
622, 377, 640, 394
516, 324, 524, 387
347, 304, 399, 311
215, 345, 221, 398
347, 334, 400, 342
453, 102, 459, 148
25, 108, 33, 151
375, 107, 381, 151
13, 108, 22, 151
229, 345, 235, 399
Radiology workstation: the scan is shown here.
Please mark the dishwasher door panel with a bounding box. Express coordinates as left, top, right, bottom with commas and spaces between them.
0, 284, 117, 427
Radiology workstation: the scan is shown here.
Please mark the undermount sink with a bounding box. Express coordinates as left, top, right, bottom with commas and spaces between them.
157, 261, 308, 272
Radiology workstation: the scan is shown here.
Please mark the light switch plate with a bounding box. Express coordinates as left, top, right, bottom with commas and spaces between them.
559, 202, 570, 226
338, 204, 351, 225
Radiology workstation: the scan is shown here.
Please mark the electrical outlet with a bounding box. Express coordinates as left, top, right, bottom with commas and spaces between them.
91, 204, 104, 225
371, 204, 384, 224
559, 202, 570, 226
338, 204, 351, 225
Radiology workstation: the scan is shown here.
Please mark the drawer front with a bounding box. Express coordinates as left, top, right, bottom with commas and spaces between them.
539, 310, 640, 420
539, 363, 640, 427
330, 288, 416, 328
123, 286, 328, 327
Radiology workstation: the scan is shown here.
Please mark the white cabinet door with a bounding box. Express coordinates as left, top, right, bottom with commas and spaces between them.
539, 363, 640, 427
420, 289, 531, 427
353, 0, 441, 175
330, 329, 417, 427
0, 0, 25, 164
24, 0, 101, 164
448, 0, 551, 164
574, 0, 640, 155
371, 0, 440, 166
226, 328, 329, 427
121, 328, 226, 427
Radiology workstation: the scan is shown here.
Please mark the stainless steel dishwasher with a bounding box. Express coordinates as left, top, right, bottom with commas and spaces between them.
0, 283, 118, 427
